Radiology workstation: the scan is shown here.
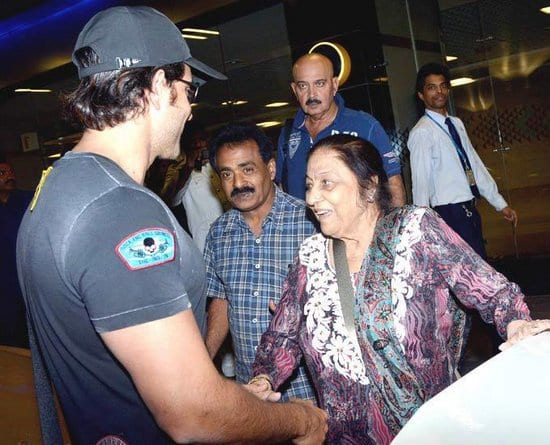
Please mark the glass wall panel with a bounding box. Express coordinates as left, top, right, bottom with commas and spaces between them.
440, 0, 550, 257
1, 0, 548, 261
184, 3, 294, 139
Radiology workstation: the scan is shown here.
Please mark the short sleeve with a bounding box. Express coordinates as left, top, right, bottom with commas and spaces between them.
365, 119, 402, 177
66, 187, 193, 332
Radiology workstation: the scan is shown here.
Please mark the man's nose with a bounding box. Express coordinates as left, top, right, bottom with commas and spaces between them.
233, 171, 246, 188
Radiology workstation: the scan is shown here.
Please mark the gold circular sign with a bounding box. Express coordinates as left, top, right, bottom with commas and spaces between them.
309, 41, 351, 86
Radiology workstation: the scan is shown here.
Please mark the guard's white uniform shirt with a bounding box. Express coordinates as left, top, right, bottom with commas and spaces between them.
407, 109, 508, 210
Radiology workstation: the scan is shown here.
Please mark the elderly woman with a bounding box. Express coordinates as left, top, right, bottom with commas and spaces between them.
249, 134, 549, 444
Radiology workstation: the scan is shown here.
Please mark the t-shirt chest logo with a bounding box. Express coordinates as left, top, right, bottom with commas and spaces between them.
116, 228, 175, 270
95, 434, 129, 445
288, 131, 301, 159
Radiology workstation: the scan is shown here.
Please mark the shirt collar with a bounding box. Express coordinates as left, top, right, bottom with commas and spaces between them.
270, 186, 289, 233
425, 108, 449, 126
295, 93, 345, 129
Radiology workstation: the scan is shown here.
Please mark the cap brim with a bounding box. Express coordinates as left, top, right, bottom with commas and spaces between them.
192, 76, 207, 87
186, 57, 227, 81
192, 76, 206, 87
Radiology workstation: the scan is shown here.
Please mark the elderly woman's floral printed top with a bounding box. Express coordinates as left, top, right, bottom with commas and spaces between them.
253, 206, 531, 445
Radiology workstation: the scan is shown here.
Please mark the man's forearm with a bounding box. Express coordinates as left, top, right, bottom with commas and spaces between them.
389, 174, 406, 207
174, 375, 327, 444
205, 298, 230, 358
124, 310, 327, 444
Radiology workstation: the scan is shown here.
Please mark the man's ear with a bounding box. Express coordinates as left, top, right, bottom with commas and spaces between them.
417, 91, 424, 103
149, 69, 168, 110
267, 158, 276, 181
332, 76, 339, 94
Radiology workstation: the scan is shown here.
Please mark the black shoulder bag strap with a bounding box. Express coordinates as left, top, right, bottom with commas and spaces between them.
26, 312, 64, 444
332, 238, 359, 346
280, 118, 293, 192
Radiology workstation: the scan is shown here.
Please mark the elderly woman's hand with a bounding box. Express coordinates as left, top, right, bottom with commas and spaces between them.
499, 319, 550, 351
243, 375, 281, 402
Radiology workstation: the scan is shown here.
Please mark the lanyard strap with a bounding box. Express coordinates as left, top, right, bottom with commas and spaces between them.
425, 113, 470, 169
426, 113, 480, 198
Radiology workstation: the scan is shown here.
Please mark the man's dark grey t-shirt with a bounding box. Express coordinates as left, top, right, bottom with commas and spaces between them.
17, 151, 206, 444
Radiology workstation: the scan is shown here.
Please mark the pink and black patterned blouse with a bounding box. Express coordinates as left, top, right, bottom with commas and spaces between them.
253, 206, 531, 444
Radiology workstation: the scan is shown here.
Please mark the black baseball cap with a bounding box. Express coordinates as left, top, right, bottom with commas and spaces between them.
72, 6, 227, 83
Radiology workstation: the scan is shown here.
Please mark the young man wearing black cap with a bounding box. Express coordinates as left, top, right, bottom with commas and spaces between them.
16, 6, 327, 445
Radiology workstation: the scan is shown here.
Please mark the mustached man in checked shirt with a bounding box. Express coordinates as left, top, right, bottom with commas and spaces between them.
204, 122, 317, 402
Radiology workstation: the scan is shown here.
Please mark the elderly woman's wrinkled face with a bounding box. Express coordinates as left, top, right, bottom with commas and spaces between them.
305, 148, 366, 239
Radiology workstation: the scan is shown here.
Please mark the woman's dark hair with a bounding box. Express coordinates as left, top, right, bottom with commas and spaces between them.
61, 47, 185, 131
208, 121, 274, 173
308, 134, 393, 212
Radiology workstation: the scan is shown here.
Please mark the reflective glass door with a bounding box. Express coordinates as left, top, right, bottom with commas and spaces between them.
440, 0, 550, 258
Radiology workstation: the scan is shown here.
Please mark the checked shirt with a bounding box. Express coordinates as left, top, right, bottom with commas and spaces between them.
204, 186, 316, 401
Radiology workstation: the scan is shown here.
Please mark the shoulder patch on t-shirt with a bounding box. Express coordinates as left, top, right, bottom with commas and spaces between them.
116, 228, 176, 270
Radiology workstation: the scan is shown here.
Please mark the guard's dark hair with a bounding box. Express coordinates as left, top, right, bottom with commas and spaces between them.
308, 134, 393, 211
208, 122, 274, 173
415, 62, 451, 94
61, 47, 185, 131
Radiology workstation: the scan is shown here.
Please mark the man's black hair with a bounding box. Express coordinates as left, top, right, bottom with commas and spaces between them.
208, 122, 273, 173
415, 62, 451, 94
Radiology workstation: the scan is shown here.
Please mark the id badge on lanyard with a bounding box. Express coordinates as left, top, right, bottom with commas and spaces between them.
465, 168, 476, 186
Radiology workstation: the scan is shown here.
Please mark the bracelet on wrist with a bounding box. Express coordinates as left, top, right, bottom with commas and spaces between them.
248, 374, 273, 389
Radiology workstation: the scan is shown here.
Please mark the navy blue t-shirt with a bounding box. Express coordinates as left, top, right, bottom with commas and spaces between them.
276, 93, 402, 200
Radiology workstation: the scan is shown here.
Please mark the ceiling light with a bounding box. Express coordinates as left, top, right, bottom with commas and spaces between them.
257, 121, 281, 128
182, 34, 207, 40
490, 47, 548, 80
373, 76, 388, 82
450, 77, 475, 87
221, 100, 248, 106
265, 102, 289, 108
540, 6, 550, 14
14, 88, 52, 93
47, 153, 62, 159
445, 55, 458, 62
181, 27, 220, 35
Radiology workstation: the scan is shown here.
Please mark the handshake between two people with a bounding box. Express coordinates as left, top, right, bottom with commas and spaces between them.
243, 375, 327, 445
